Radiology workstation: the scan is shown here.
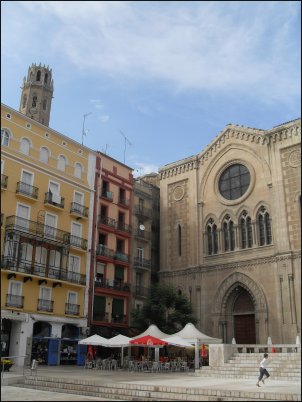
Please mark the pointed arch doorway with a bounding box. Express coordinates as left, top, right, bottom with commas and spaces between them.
233, 287, 256, 344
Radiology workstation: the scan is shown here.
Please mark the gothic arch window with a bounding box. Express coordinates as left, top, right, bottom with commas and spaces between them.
36, 70, 41, 81
1, 129, 10, 146
40, 147, 49, 163
239, 210, 253, 249
42, 99, 47, 111
57, 155, 67, 171
20, 137, 31, 155
223, 215, 235, 251
44, 73, 48, 84
32, 95, 37, 108
178, 224, 182, 256
74, 162, 82, 179
206, 218, 218, 255
257, 206, 272, 246
22, 94, 27, 108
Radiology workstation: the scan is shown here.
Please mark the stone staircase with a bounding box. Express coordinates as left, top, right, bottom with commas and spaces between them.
198, 352, 301, 381
11, 375, 299, 401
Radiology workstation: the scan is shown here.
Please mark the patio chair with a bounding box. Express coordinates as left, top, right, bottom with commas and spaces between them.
151, 361, 160, 373
110, 359, 118, 370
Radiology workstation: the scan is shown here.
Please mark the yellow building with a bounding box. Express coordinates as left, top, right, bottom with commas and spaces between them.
1, 103, 95, 366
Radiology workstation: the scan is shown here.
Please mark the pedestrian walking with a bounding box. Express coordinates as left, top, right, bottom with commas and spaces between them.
256, 353, 270, 387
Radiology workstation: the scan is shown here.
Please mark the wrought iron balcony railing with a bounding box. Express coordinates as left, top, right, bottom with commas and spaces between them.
118, 197, 130, 207
96, 244, 115, 259
70, 202, 88, 218
5, 215, 70, 245
114, 251, 129, 263
70, 235, 88, 250
133, 257, 151, 270
44, 192, 65, 208
16, 181, 38, 199
101, 190, 113, 201
1, 256, 86, 286
37, 299, 54, 312
133, 205, 152, 218
92, 312, 109, 322
116, 221, 132, 233
94, 278, 130, 292
65, 303, 80, 315
6, 293, 24, 308
134, 228, 151, 240
133, 286, 150, 298
99, 216, 116, 229
111, 314, 127, 324
1, 174, 8, 189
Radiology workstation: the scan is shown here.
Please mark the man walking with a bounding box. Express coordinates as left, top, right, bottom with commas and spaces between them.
256, 353, 270, 387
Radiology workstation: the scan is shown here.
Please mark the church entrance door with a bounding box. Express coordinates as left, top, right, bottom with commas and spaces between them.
232, 288, 256, 344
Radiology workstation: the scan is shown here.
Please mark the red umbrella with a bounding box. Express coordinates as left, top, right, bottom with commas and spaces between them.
130, 335, 168, 347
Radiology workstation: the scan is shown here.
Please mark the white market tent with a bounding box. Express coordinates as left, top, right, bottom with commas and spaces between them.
78, 334, 108, 346
162, 336, 194, 348
132, 324, 170, 339
172, 323, 222, 369
105, 334, 132, 367
173, 323, 222, 344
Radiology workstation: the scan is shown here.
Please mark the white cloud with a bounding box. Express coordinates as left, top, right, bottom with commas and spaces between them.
4, 1, 301, 104
99, 115, 110, 123
133, 162, 159, 178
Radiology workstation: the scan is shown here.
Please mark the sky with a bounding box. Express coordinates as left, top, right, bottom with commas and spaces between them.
1, 1, 301, 176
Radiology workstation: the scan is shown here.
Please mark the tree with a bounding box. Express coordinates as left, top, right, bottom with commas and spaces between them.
131, 283, 197, 334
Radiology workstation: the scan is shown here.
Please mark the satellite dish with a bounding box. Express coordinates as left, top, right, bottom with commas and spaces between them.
139, 224, 145, 231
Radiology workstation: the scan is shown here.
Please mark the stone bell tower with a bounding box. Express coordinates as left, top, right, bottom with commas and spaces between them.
19, 63, 54, 127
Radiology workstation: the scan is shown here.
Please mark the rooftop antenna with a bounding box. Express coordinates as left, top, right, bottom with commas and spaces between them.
120, 130, 132, 164
82, 112, 92, 145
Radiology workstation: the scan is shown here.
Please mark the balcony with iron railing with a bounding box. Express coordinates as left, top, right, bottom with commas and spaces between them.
92, 312, 109, 322
96, 245, 129, 263
99, 216, 116, 230
1, 256, 86, 286
94, 278, 131, 292
37, 299, 54, 312
70, 202, 89, 218
133, 257, 151, 270
118, 196, 130, 208
134, 228, 151, 241
44, 192, 65, 209
116, 221, 132, 234
5, 215, 70, 245
133, 285, 150, 298
101, 189, 113, 202
111, 314, 127, 324
133, 205, 152, 218
1, 174, 8, 190
5, 294, 24, 308
70, 235, 88, 251
65, 303, 80, 315
114, 251, 129, 263
16, 181, 38, 199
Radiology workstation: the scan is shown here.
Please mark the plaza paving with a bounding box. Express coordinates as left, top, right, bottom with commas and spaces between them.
1, 365, 300, 401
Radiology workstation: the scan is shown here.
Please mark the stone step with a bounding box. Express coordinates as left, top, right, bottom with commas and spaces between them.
17, 375, 300, 401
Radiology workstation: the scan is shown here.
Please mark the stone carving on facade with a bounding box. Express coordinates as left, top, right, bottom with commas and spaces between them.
288, 150, 301, 168
212, 271, 268, 317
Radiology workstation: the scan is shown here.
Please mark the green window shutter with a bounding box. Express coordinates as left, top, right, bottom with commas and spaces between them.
93, 296, 105, 320
112, 298, 124, 316
115, 266, 124, 280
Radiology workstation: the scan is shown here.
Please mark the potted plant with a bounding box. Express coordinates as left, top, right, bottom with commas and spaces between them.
1, 358, 13, 372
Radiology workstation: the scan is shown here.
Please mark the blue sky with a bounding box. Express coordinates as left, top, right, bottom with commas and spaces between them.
1, 1, 301, 176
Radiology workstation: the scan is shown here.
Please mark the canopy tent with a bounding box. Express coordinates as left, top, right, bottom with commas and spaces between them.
162, 335, 194, 348
130, 335, 168, 347
105, 334, 131, 347
131, 324, 169, 339
172, 323, 222, 369
105, 334, 132, 368
173, 323, 222, 344
78, 334, 108, 346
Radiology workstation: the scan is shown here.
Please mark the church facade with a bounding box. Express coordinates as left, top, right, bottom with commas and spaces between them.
158, 119, 301, 344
